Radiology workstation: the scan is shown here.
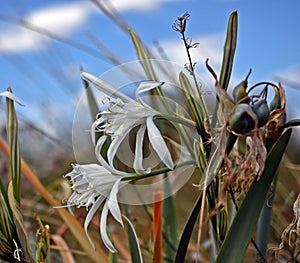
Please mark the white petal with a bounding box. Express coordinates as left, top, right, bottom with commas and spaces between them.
90, 117, 105, 145
100, 201, 117, 253
95, 136, 127, 176
80, 71, 133, 103
84, 195, 105, 250
133, 125, 149, 174
0, 91, 23, 105
107, 129, 131, 169
107, 178, 123, 227
136, 81, 164, 101
146, 117, 174, 169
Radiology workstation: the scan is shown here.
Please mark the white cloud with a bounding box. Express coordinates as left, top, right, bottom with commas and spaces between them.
274, 66, 300, 87
0, 1, 94, 53
109, 0, 181, 12
153, 33, 224, 69
151, 33, 226, 90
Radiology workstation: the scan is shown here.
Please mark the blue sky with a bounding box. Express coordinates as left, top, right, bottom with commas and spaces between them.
0, 0, 300, 137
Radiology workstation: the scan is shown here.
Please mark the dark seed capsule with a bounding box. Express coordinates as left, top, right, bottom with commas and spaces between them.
229, 103, 255, 134
251, 100, 270, 127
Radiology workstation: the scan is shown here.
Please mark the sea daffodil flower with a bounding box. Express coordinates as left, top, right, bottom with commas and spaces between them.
64, 163, 126, 252
93, 96, 174, 174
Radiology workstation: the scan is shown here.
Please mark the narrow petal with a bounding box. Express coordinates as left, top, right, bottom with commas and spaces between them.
133, 125, 149, 174
136, 81, 164, 105
90, 117, 105, 145
100, 201, 117, 253
80, 71, 133, 103
95, 136, 127, 176
107, 128, 131, 170
0, 91, 23, 105
84, 195, 105, 250
107, 178, 123, 227
146, 117, 174, 169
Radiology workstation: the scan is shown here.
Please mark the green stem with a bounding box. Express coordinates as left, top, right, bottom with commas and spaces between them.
122, 160, 195, 182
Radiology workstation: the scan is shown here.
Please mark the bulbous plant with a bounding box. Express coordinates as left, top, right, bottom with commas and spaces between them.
61, 10, 300, 263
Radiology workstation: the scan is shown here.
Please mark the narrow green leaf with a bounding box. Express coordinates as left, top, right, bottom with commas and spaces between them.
0, 177, 9, 210
163, 175, 178, 261
179, 72, 209, 144
6, 87, 21, 204
175, 192, 203, 263
211, 11, 238, 129
0, 191, 14, 245
8, 182, 35, 262
123, 213, 143, 263
129, 28, 156, 80
219, 11, 238, 91
216, 129, 292, 263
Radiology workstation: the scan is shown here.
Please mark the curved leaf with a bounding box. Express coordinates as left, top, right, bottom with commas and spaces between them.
216, 129, 292, 263
175, 192, 203, 263
8, 183, 35, 262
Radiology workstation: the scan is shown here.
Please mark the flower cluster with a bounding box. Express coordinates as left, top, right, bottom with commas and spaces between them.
63, 77, 186, 252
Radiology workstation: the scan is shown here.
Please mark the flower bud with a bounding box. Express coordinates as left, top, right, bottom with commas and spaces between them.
251, 99, 270, 127
232, 80, 248, 103
269, 89, 281, 111
232, 69, 251, 103
229, 103, 255, 134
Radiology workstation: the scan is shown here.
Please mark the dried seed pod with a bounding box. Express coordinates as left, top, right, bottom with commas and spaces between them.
251, 99, 270, 127
229, 103, 255, 134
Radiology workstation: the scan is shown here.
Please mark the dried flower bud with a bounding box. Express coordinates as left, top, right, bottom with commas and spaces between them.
229, 103, 255, 134
251, 99, 270, 127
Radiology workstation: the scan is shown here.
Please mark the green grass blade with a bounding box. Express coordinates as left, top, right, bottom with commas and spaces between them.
179, 72, 205, 135
175, 192, 203, 263
8, 182, 35, 262
216, 129, 292, 263
123, 213, 143, 263
163, 175, 178, 261
0, 191, 14, 245
129, 28, 156, 80
6, 87, 21, 204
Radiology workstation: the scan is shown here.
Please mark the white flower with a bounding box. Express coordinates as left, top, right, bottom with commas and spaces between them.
64, 163, 126, 252
92, 97, 174, 174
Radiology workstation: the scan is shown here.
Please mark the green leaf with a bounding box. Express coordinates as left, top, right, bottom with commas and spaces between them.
179, 72, 205, 135
123, 213, 143, 263
211, 11, 237, 130
219, 11, 238, 91
129, 29, 171, 112
175, 192, 203, 263
6, 87, 21, 204
129, 28, 156, 81
8, 182, 35, 262
216, 129, 292, 263
163, 175, 178, 261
